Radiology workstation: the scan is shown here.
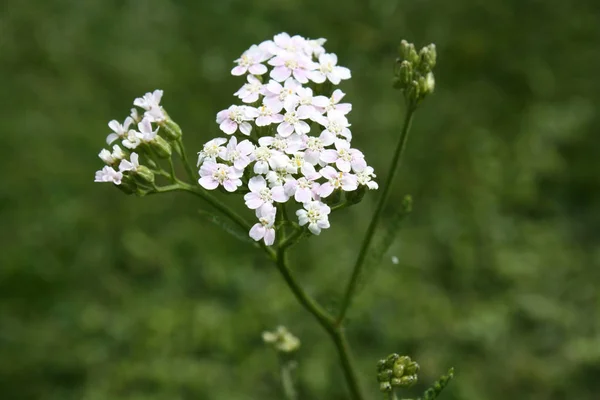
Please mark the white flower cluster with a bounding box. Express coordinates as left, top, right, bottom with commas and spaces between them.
197, 33, 379, 246
94, 90, 167, 185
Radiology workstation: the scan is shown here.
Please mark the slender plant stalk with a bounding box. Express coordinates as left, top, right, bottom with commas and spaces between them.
275, 248, 365, 400
279, 358, 298, 400
337, 103, 417, 324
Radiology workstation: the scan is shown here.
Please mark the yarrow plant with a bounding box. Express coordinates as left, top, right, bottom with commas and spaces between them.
94, 33, 450, 400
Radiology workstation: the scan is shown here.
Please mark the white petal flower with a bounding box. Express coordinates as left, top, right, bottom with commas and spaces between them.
320, 139, 366, 172
318, 166, 358, 198
234, 75, 265, 103
309, 53, 351, 85
303, 131, 336, 165
296, 201, 331, 235
198, 160, 243, 192
244, 176, 289, 210
118, 152, 140, 172
216, 105, 258, 136
276, 103, 312, 137
356, 166, 379, 190
137, 117, 158, 142
258, 134, 305, 155
255, 104, 284, 127
252, 146, 289, 174
268, 52, 316, 83
232, 45, 269, 76
94, 166, 123, 185
99, 149, 115, 165
314, 110, 352, 140
263, 78, 301, 110
222, 136, 255, 170
122, 129, 142, 149
106, 117, 134, 145
197, 138, 228, 166
249, 204, 277, 245
133, 90, 163, 111
284, 164, 321, 203
312, 89, 352, 115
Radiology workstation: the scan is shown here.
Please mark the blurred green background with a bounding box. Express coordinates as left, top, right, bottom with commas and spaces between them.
1, 0, 599, 399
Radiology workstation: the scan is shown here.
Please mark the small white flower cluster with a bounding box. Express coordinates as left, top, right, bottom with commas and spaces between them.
94, 90, 167, 185
197, 33, 379, 246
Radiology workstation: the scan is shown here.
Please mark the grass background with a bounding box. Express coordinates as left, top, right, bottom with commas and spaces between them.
1, 0, 599, 399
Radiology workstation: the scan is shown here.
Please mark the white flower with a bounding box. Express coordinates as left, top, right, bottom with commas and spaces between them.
222, 136, 255, 170
266, 165, 294, 187
216, 105, 258, 135
356, 166, 379, 190
284, 164, 321, 203
314, 110, 352, 140
255, 104, 284, 127
98, 144, 127, 165
309, 53, 351, 84
122, 129, 142, 149
320, 139, 366, 172
272, 33, 308, 55
276, 104, 312, 137
94, 166, 123, 185
263, 78, 300, 110
303, 131, 336, 164
234, 75, 265, 103
137, 117, 158, 142
258, 134, 304, 154
232, 45, 269, 76
252, 146, 289, 174
197, 138, 228, 166
106, 117, 134, 145
118, 152, 140, 172
296, 201, 331, 235
198, 160, 243, 192
244, 176, 289, 210
306, 38, 327, 57
249, 204, 277, 246
312, 89, 352, 115
391, 256, 399, 265
134, 89, 163, 111
99, 149, 115, 165
318, 166, 358, 197
268, 52, 315, 83
130, 108, 141, 123
294, 86, 321, 117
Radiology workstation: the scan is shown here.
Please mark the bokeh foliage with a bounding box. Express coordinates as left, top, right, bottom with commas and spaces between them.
1, 0, 599, 399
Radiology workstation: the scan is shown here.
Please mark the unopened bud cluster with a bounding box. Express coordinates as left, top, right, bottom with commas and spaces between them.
94, 90, 182, 195
262, 326, 300, 353
393, 40, 437, 105
377, 354, 420, 393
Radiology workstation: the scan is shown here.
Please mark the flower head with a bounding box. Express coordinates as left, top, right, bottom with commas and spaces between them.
198, 160, 243, 192
296, 201, 331, 235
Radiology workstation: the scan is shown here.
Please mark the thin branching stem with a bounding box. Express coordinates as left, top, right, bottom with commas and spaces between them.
337, 102, 417, 324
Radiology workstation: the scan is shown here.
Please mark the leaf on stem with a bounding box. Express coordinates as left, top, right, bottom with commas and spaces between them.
198, 209, 253, 243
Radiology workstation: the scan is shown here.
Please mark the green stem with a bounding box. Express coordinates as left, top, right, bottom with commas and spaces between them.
337, 103, 416, 324
279, 358, 298, 400
176, 139, 197, 182
275, 248, 365, 400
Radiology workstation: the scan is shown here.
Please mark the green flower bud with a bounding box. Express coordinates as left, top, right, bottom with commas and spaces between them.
405, 360, 420, 375
379, 381, 392, 393
377, 369, 393, 382
398, 61, 413, 88
345, 185, 366, 205
116, 176, 137, 195
377, 359, 387, 371
399, 40, 419, 65
399, 375, 418, 387
151, 136, 172, 158
161, 119, 182, 140
418, 73, 435, 97
406, 80, 420, 104
392, 362, 405, 378
133, 165, 155, 185
419, 44, 437, 72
